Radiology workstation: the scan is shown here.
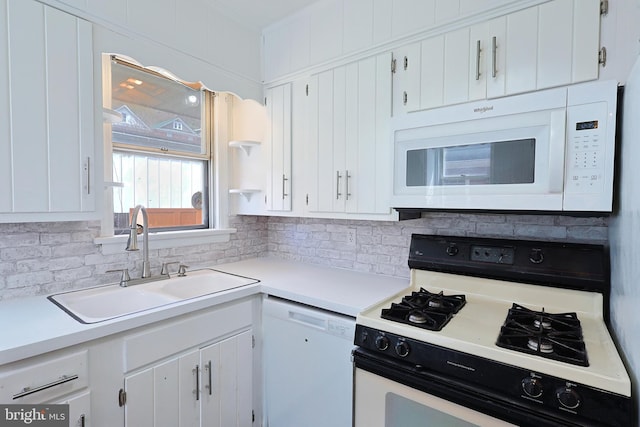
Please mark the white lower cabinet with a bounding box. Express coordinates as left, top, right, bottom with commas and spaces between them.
117, 299, 256, 427
123, 330, 252, 427
0, 349, 91, 426
58, 391, 91, 427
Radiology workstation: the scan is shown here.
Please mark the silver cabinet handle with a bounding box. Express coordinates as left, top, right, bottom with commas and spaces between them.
282, 174, 289, 199
346, 170, 352, 200
194, 365, 200, 401
336, 171, 343, 199
206, 360, 212, 395
85, 157, 91, 195
475, 39, 482, 81
80, 414, 86, 427
492, 36, 498, 78
13, 374, 79, 400
403, 91, 408, 105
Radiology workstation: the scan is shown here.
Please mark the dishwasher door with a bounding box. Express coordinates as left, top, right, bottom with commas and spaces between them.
263, 296, 356, 427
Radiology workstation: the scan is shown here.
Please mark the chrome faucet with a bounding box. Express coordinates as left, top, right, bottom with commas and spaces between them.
126, 204, 151, 278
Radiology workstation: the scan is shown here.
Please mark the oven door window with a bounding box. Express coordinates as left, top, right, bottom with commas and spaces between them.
387, 392, 480, 427
406, 138, 536, 187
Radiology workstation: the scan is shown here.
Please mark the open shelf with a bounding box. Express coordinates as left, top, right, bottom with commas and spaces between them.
229, 188, 261, 201
229, 140, 261, 156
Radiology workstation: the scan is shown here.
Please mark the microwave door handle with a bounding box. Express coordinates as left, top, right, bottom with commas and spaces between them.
548, 110, 566, 193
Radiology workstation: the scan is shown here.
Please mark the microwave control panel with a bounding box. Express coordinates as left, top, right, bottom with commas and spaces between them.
565, 102, 609, 195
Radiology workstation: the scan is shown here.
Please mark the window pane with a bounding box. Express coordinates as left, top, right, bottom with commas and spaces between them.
110, 60, 205, 156
109, 58, 211, 234
112, 152, 207, 234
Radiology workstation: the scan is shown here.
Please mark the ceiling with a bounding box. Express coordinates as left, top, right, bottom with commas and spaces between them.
213, 0, 320, 30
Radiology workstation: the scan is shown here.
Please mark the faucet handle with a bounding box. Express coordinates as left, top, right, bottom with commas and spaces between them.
177, 264, 189, 277
106, 269, 131, 287
160, 261, 180, 276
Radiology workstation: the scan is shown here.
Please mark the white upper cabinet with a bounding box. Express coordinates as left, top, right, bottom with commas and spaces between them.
396, 0, 602, 112
265, 84, 293, 212
307, 54, 393, 217
0, 0, 96, 222
392, 43, 421, 116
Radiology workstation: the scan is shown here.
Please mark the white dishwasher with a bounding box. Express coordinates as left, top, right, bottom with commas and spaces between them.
262, 296, 356, 427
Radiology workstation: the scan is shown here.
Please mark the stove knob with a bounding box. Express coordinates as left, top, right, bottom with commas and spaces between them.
446, 245, 459, 256
521, 377, 543, 398
375, 335, 390, 351
528, 248, 544, 264
395, 340, 410, 357
556, 387, 581, 409
360, 330, 369, 344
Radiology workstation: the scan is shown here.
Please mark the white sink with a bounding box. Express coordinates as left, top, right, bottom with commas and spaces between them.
48, 269, 259, 323
150, 270, 259, 299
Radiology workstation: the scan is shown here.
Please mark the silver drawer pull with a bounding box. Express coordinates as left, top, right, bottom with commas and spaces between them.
13, 374, 79, 400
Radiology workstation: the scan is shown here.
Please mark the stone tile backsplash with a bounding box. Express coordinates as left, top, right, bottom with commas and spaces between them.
0, 216, 268, 301
0, 213, 607, 300
266, 213, 609, 279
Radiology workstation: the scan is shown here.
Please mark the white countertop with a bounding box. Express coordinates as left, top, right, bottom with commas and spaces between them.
0, 257, 408, 365
213, 258, 409, 317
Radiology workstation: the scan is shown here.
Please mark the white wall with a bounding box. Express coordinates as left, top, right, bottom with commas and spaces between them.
599, 0, 640, 84
45, 0, 263, 100
609, 52, 640, 417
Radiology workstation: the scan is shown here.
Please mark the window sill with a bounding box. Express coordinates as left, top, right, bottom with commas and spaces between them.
95, 228, 236, 255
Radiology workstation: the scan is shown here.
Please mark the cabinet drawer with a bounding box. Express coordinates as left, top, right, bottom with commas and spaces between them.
124, 299, 253, 372
0, 350, 89, 404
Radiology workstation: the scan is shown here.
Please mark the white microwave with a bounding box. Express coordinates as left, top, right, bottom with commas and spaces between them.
391, 80, 618, 214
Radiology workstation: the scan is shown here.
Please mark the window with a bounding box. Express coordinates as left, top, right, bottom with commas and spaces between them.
108, 56, 212, 235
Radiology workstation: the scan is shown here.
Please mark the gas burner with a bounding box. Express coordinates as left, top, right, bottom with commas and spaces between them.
496, 304, 588, 366
533, 318, 553, 330
527, 337, 554, 353
381, 289, 466, 331
408, 311, 429, 324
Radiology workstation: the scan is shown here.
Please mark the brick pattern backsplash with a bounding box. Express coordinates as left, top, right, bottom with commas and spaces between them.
0, 216, 268, 301
0, 213, 607, 300
266, 213, 609, 279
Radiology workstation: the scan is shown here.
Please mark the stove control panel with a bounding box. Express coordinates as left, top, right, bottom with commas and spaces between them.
470, 245, 514, 264
354, 324, 632, 427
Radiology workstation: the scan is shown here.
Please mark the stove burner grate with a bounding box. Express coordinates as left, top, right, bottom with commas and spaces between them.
381, 288, 466, 331
496, 303, 588, 366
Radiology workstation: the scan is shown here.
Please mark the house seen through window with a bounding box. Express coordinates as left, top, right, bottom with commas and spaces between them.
109, 57, 211, 235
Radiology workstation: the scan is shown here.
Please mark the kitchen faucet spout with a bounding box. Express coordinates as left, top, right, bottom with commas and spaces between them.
126, 204, 151, 278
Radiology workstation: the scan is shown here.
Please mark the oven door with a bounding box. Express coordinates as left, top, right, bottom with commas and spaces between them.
354, 368, 516, 427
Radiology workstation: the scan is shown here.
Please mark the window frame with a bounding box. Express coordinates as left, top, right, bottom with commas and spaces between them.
97, 53, 234, 252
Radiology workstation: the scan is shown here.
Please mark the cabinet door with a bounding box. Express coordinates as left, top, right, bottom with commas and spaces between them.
265, 83, 292, 211
443, 27, 470, 106
0, 0, 95, 220
391, 43, 420, 115
201, 330, 253, 427
57, 391, 91, 427
420, 35, 445, 110
124, 351, 199, 427
537, 0, 574, 89
307, 70, 336, 213
481, 17, 507, 99
504, 7, 539, 95
346, 54, 392, 214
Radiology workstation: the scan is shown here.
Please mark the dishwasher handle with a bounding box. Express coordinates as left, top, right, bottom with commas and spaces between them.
288, 310, 326, 330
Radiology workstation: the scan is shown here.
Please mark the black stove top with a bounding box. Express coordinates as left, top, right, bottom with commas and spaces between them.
496, 303, 588, 366
380, 288, 466, 331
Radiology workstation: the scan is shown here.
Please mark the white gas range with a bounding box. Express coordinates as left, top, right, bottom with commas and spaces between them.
353, 234, 633, 427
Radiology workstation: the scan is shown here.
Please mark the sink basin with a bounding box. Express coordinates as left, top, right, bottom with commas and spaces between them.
48, 269, 259, 323
150, 270, 259, 299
